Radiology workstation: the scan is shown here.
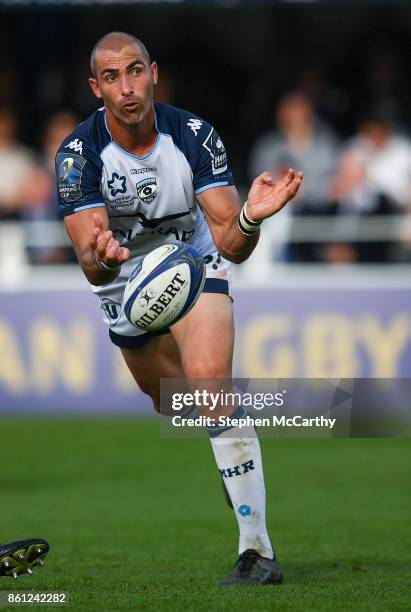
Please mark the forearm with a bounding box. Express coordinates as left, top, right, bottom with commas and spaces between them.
220, 214, 260, 264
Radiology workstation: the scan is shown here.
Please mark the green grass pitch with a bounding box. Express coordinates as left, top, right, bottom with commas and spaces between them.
0, 419, 409, 610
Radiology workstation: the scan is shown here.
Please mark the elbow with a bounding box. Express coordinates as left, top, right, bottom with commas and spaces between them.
219, 248, 250, 265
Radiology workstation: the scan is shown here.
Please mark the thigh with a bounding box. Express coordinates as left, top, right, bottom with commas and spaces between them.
170, 292, 235, 379
121, 332, 184, 410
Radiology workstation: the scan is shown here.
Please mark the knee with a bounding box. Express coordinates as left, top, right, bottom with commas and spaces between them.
183, 357, 230, 380
138, 381, 161, 413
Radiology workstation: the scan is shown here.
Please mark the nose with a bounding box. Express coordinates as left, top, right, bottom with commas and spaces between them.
119, 74, 133, 96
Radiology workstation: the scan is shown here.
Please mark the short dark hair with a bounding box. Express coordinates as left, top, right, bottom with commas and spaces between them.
90, 31, 151, 76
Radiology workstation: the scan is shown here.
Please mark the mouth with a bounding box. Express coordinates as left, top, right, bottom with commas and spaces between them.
122, 100, 140, 112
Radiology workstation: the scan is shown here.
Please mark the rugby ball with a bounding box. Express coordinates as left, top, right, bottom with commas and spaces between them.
123, 242, 206, 332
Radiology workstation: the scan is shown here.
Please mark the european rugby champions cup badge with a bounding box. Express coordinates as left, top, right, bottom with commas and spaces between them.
56, 153, 87, 203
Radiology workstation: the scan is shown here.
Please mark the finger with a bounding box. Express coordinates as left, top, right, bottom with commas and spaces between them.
89, 226, 100, 250
95, 230, 113, 259
279, 168, 296, 188
254, 172, 274, 186
118, 247, 130, 262
105, 237, 121, 260
93, 213, 104, 232
287, 176, 303, 198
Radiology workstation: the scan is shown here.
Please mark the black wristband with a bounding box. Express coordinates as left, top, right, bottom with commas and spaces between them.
96, 259, 121, 272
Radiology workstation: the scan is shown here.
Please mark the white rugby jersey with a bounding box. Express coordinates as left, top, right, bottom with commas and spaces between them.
55, 103, 234, 261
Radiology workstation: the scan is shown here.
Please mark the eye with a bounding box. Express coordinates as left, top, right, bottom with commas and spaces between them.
105, 74, 116, 82
132, 68, 142, 76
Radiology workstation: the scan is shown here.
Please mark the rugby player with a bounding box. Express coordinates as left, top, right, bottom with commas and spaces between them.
0, 538, 49, 579
55, 31, 303, 586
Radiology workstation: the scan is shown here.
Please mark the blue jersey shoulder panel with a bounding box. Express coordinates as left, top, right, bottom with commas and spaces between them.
154, 103, 234, 194
55, 109, 109, 218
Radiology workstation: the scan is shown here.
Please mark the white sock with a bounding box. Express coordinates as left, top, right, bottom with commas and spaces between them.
210, 425, 274, 559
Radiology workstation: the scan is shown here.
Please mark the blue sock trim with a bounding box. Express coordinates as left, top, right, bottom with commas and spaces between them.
206, 405, 248, 438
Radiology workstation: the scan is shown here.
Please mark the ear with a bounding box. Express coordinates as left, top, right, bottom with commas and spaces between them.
150, 62, 158, 86
89, 77, 103, 100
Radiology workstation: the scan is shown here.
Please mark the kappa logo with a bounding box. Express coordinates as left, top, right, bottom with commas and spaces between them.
187, 118, 203, 136
65, 138, 83, 155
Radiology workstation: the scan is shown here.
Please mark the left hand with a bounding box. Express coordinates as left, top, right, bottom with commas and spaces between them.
246, 169, 304, 221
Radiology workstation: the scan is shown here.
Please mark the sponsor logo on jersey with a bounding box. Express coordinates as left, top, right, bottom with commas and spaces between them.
202, 127, 228, 175
113, 222, 195, 244
187, 118, 203, 136
65, 138, 83, 155
108, 172, 127, 196
130, 167, 157, 175
136, 177, 158, 205
56, 152, 87, 203
108, 195, 138, 209
119, 209, 189, 230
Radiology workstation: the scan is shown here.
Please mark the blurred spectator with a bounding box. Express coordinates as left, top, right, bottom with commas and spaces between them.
326, 110, 411, 262
249, 91, 339, 262
0, 106, 35, 220
249, 91, 339, 213
339, 111, 411, 211
21, 111, 78, 264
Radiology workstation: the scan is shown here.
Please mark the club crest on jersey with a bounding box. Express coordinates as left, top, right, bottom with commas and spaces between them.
108, 172, 127, 196
202, 128, 228, 175
56, 152, 87, 203
136, 177, 158, 205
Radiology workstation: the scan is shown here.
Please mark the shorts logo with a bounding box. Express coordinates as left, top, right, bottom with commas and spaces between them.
202, 127, 228, 175
101, 299, 121, 325
136, 177, 158, 205
56, 152, 87, 203
187, 118, 203, 135
108, 172, 127, 197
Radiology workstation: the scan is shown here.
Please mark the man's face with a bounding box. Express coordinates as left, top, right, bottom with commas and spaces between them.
89, 43, 158, 126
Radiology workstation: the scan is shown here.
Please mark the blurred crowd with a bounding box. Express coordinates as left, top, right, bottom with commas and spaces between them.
1, 64, 411, 266
249, 91, 411, 264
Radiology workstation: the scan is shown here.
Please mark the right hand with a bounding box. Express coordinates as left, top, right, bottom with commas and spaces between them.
89, 213, 129, 267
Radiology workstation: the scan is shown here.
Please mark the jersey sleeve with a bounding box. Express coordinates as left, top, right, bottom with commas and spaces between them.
191, 122, 235, 195
55, 133, 105, 218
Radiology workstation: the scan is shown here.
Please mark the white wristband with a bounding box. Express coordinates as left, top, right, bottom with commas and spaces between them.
237, 201, 262, 236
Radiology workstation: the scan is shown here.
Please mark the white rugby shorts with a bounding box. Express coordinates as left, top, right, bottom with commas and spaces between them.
93, 251, 231, 348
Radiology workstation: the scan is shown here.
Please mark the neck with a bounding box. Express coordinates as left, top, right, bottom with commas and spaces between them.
106, 105, 157, 157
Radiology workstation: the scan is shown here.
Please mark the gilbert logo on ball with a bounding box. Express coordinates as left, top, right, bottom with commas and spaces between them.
123, 243, 206, 332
